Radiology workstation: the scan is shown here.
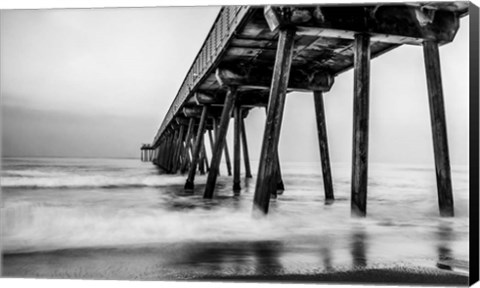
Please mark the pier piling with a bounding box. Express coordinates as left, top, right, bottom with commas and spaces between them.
181, 118, 195, 173
204, 87, 238, 198
313, 91, 335, 200
423, 40, 454, 217
185, 106, 209, 191
351, 33, 371, 217
253, 27, 296, 215
233, 104, 242, 192
224, 139, 233, 176
240, 115, 253, 178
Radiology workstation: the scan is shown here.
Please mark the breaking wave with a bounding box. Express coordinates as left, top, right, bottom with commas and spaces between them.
1, 174, 188, 189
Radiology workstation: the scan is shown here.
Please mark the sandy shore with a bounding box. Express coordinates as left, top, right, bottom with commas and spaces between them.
196, 268, 469, 285
1, 242, 469, 285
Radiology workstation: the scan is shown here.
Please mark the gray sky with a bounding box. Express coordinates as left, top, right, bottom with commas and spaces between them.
0, 7, 470, 165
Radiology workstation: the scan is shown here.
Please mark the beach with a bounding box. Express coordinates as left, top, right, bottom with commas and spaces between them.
1, 157, 470, 284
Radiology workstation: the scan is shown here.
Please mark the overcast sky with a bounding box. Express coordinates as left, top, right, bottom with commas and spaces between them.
0, 7, 470, 165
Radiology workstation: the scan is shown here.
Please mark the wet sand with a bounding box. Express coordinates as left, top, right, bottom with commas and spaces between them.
2, 241, 469, 285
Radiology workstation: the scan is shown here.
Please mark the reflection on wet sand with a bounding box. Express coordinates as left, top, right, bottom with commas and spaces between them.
436, 222, 454, 271
351, 227, 368, 269
434, 221, 469, 275
167, 240, 284, 277
319, 247, 333, 272
252, 241, 284, 275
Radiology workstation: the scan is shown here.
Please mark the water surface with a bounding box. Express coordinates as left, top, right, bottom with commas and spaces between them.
1, 157, 470, 281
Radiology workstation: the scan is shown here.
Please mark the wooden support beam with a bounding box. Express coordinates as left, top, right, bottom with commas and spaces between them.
224, 140, 233, 176
275, 154, 285, 195
216, 64, 334, 93
158, 141, 166, 168
233, 104, 242, 192
183, 106, 224, 118
215, 115, 233, 176
181, 118, 195, 173
172, 125, 185, 172
262, 106, 285, 197
203, 140, 210, 172
208, 128, 215, 156
166, 132, 176, 172
184, 106, 208, 191
194, 90, 270, 108
199, 138, 206, 175
204, 88, 238, 199
264, 5, 460, 45
351, 33, 371, 217
253, 27, 296, 215
313, 91, 335, 200
207, 128, 220, 176
423, 40, 454, 217
195, 92, 218, 105
241, 116, 253, 178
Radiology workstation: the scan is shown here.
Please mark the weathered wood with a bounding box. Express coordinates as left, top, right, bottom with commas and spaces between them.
262, 106, 285, 196
204, 88, 238, 199
166, 131, 177, 172
195, 92, 217, 105
423, 40, 454, 217
313, 91, 334, 200
203, 140, 210, 172
181, 118, 195, 173
253, 27, 296, 215
184, 106, 209, 191
199, 138, 206, 175
240, 116, 253, 178
208, 128, 215, 155
275, 154, 285, 194
207, 128, 219, 176
172, 125, 186, 172
216, 64, 334, 92
196, 90, 270, 107
152, 5, 466, 146
264, 5, 460, 45
351, 33, 370, 217
224, 137, 233, 176
233, 104, 242, 192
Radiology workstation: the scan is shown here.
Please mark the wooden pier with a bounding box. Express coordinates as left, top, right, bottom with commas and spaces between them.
142, 3, 469, 217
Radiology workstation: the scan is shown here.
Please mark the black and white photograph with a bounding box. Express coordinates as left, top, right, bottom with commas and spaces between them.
0, 0, 478, 286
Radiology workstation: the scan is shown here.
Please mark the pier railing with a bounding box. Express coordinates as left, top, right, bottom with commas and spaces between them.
153, 6, 252, 147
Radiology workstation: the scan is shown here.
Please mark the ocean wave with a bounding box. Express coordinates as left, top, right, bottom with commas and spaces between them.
0, 174, 189, 189
1, 201, 301, 253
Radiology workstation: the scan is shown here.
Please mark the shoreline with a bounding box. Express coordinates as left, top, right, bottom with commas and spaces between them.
2, 247, 469, 285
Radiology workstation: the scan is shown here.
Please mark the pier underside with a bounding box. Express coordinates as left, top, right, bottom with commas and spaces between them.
144, 3, 470, 217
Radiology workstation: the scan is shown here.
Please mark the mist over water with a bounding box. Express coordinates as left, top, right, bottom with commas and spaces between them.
1, 157, 470, 278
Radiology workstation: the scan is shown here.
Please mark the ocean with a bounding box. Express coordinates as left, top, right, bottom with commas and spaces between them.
0, 157, 470, 282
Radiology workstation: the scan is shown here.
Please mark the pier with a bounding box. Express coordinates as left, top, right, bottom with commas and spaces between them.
143, 3, 469, 217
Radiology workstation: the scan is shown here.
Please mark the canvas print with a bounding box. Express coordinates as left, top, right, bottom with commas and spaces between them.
0, 1, 476, 285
